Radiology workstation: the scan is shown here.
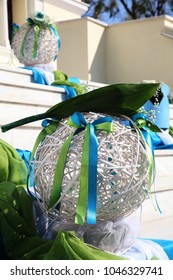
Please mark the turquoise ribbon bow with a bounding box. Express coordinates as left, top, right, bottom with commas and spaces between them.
48, 112, 114, 225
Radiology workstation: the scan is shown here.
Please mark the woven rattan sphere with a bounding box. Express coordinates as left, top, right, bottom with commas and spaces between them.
12, 23, 59, 65
32, 112, 151, 224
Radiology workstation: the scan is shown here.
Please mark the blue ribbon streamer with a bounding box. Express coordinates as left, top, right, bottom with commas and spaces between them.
50, 25, 61, 60
59, 85, 77, 99
132, 113, 162, 213
22, 66, 46, 84
87, 123, 98, 224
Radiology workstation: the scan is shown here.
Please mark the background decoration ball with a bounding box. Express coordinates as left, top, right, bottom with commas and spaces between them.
32, 112, 151, 224
12, 12, 60, 65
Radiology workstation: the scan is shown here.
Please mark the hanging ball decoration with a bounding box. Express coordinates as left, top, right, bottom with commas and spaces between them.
11, 11, 60, 65
32, 112, 151, 224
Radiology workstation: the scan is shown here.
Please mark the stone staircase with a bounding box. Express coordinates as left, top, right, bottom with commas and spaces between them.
0, 65, 173, 240
0, 65, 66, 150
0, 65, 104, 149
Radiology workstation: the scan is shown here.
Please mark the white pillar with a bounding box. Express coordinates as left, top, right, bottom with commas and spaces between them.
27, 0, 43, 16
0, 0, 10, 48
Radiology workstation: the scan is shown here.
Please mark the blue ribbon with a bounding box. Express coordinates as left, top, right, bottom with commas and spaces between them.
87, 123, 98, 223
22, 66, 46, 84
50, 25, 61, 60
58, 85, 77, 99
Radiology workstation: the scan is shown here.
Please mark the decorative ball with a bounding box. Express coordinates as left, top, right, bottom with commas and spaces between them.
12, 24, 59, 65
12, 12, 60, 65
32, 112, 151, 224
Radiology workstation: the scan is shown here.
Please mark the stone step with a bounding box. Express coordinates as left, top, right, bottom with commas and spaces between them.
0, 64, 106, 89
154, 149, 173, 192
0, 65, 105, 149
0, 77, 66, 108
0, 65, 65, 149
140, 190, 173, 240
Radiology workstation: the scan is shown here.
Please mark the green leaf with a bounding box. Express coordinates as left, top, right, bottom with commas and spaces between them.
146, 121, 162, 132
46, 83, 160, 118
1, 83, 160, 132
169, 126, 173, 138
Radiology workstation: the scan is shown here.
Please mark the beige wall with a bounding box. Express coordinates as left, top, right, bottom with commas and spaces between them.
11, 0, 86, 26
57, 17, 107, 82
43, 0, 87, 22
106, 16, 173, 89
2, 1, 173, 89
57, 15, 173, 89
43, 3, 79, 22
87, 19, 107, 83
57, 18, 89, 79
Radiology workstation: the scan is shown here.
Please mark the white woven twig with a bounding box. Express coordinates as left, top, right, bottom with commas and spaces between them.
31, 112, 151, 224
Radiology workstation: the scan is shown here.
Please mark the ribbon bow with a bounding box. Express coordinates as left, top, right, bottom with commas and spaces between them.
132, 113, 161, 154
49, 112, 114, 225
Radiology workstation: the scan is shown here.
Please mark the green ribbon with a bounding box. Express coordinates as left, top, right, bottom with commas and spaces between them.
20, 26, 31, 57
33, 25, 40, 58
27, 119, 59, 194
20, 24, 41, 58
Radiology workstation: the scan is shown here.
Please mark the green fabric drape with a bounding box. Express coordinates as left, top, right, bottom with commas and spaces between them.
52, 70, 87, 95
0, 139, 27, 185
0, 182, 127, 260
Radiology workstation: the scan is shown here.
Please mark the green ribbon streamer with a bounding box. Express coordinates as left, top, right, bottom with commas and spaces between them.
27, 119, 59, 192
20, 25, 40, 59
33, 25, 40, 58
132, 114, 154, 188
20, 26, 31, 57
75, 123, 90, 224
48, 134, 73, 208
132, 113, 163, 214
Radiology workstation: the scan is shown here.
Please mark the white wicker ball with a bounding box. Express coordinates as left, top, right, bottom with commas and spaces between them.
32, 112, 151, 224
12, 23, 59, 65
